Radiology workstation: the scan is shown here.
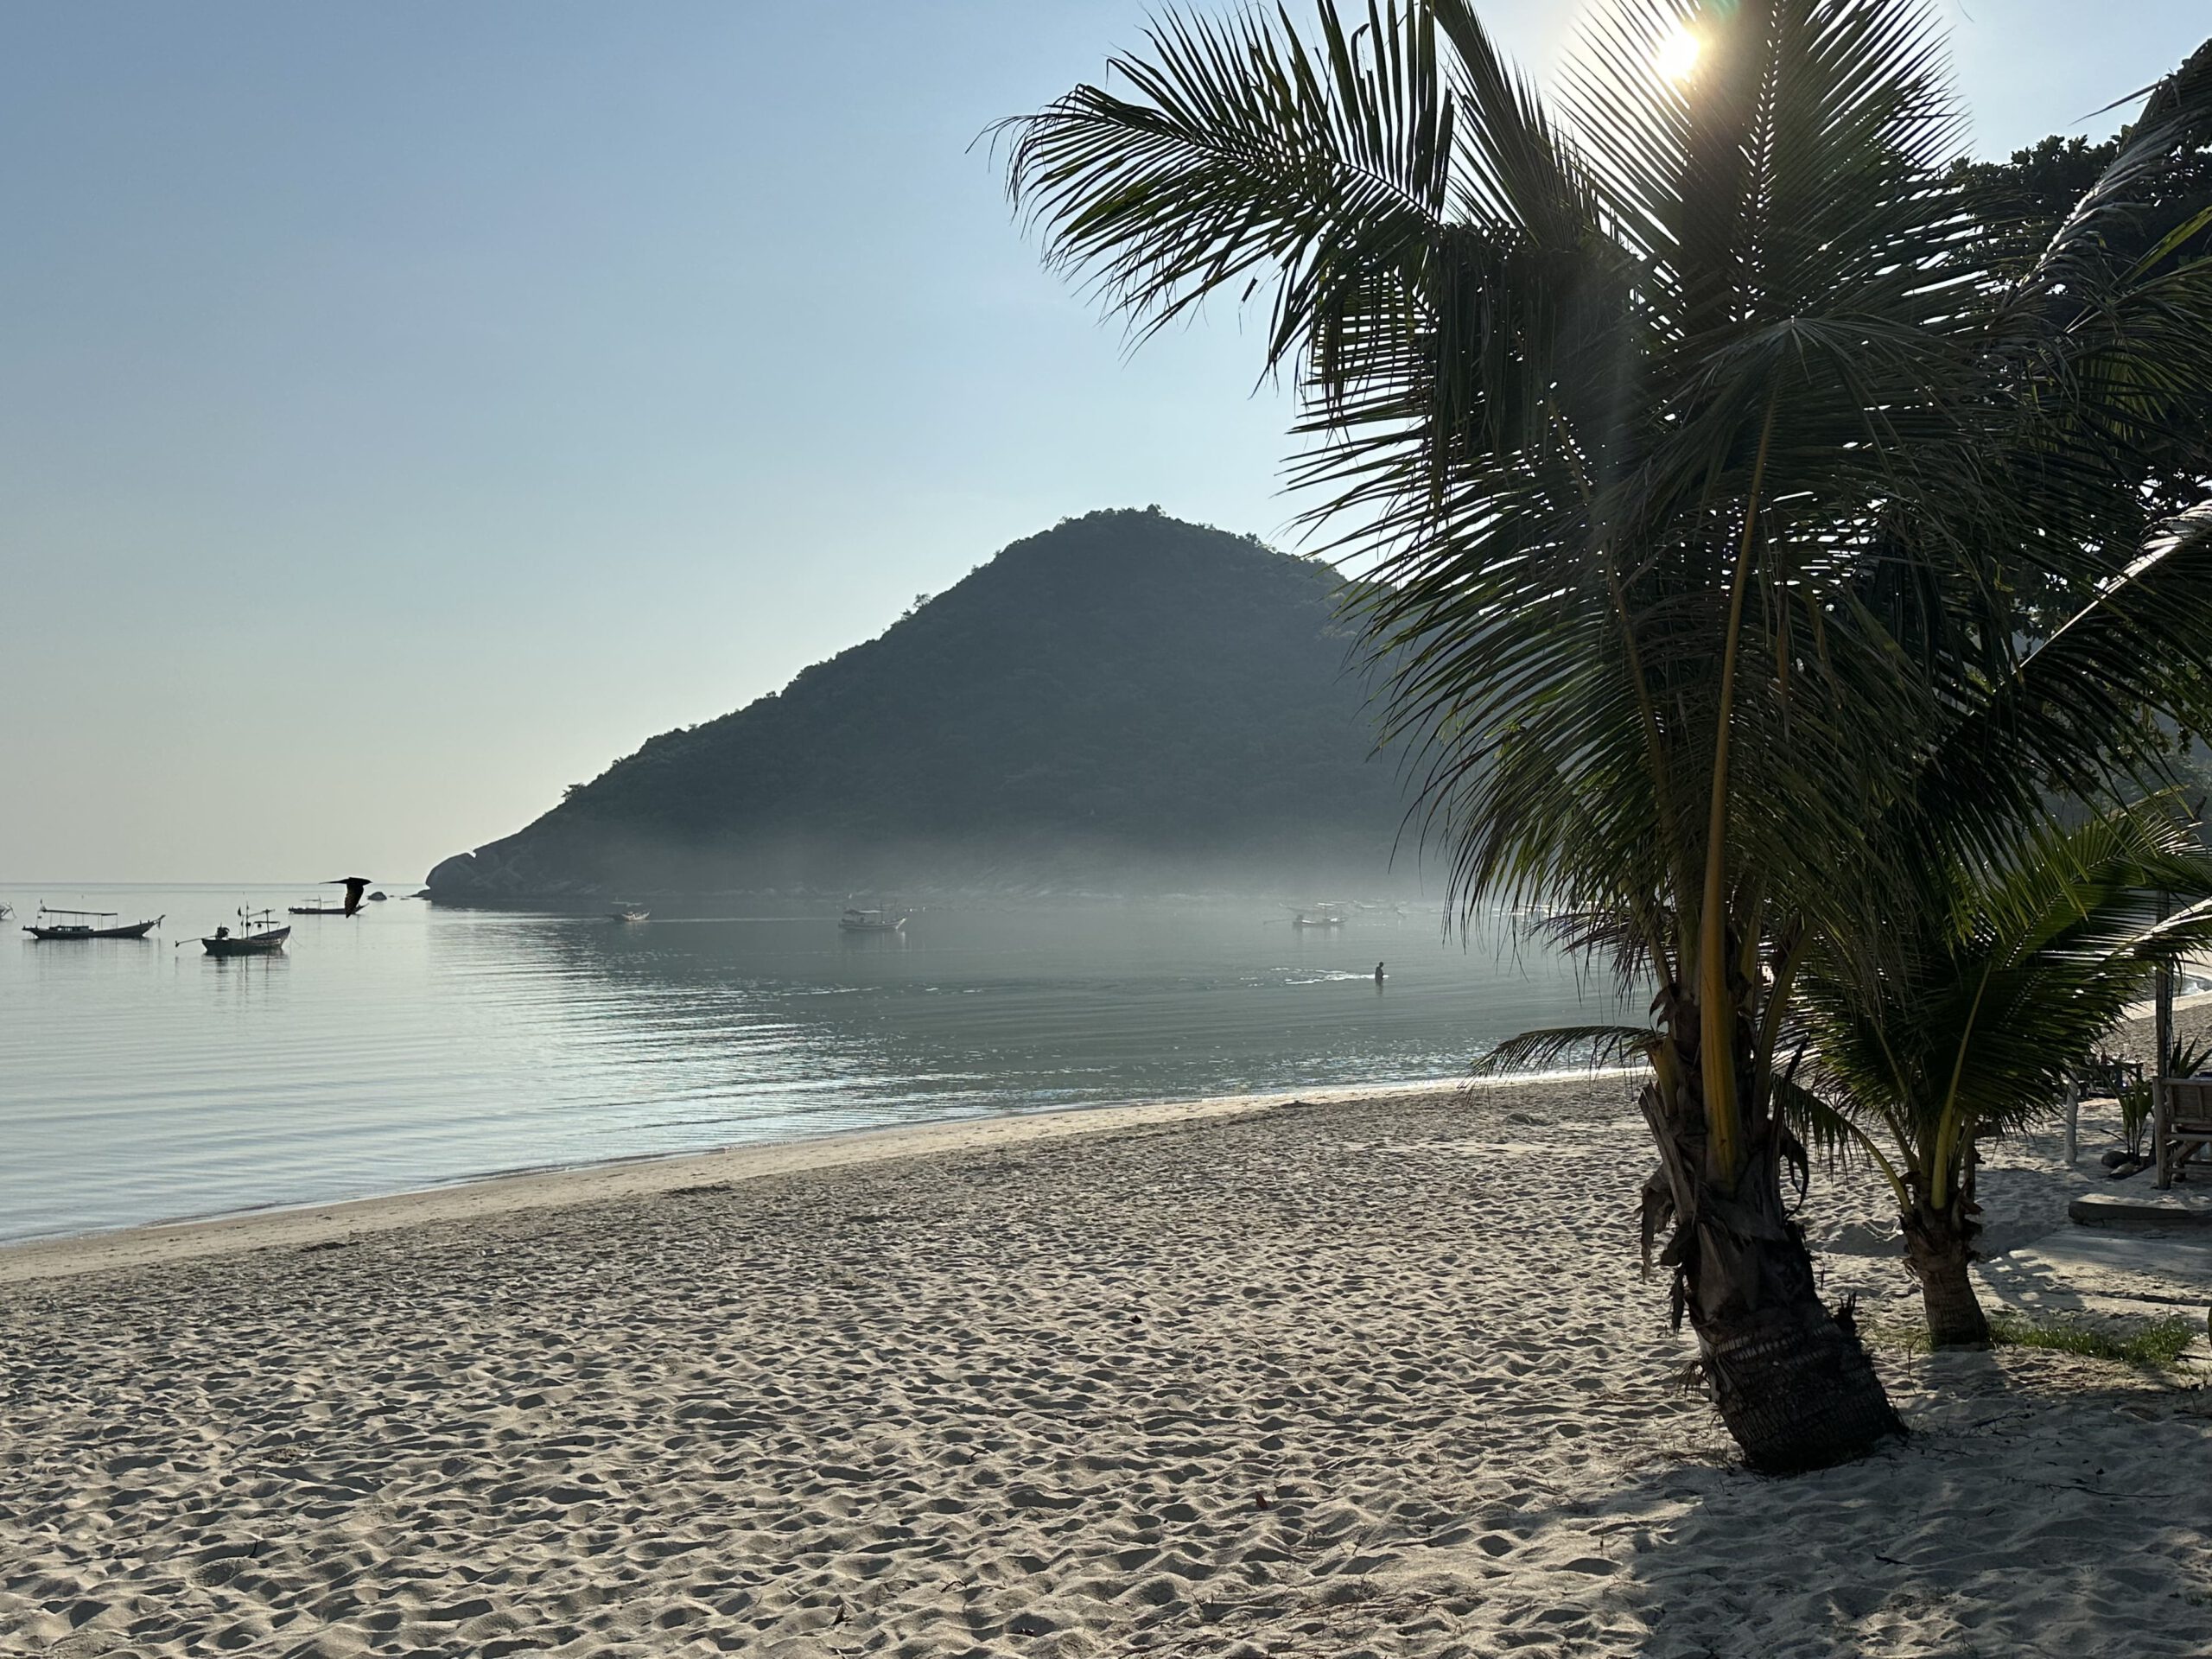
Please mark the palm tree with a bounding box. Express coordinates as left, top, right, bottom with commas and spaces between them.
1007, 2, 2212, 1469
1791, 810, 2212, 1347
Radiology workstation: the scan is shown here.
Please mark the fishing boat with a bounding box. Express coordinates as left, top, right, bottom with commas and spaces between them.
200, 908, 290, 957
839, 906, 906, 933
1289, 903, 1346, 929
610, 905, 650, 923
23, 906, 162, 940
289, 877, 372, 917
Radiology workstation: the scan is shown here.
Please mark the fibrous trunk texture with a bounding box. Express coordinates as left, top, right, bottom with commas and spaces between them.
1902, 1191, 1990, 1349
1643, 1079, 1904, 1472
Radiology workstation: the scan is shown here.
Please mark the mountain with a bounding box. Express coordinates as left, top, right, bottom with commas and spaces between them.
425, 509, 1417, 901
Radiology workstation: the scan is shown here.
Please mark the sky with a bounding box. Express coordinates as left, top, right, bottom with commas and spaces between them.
3, 1, 2207, 883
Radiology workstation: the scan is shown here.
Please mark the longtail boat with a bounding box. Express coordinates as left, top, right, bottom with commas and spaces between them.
200, 908, 290, 957
23, 906, 162, 940
838, 906, 906, 933
289, 876, 372, 918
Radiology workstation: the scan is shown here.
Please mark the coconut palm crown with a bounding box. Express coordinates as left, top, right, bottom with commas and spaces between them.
1007, 0, 2212, 1469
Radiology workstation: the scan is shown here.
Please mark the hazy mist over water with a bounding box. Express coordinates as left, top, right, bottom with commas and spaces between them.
0, 887, 1638, 1243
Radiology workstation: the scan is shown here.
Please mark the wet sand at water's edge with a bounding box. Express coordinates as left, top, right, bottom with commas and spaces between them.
2, 1082, 2206, 1656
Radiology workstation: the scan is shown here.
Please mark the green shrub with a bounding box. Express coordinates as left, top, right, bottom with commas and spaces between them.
1987, 1313, 2199, 1366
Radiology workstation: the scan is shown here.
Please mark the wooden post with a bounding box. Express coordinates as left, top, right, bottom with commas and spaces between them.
2163, 804, 2211, 1191
2155, 1078, 2173, 1190
2156, 953, 2174, 1083
2156, 887, 2174, 1187
2064, 1080, 2079, 1167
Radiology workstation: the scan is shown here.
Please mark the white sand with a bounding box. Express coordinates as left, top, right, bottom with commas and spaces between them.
2, 1082, 2208, 1657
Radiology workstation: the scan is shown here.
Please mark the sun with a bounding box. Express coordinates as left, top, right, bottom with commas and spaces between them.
1656, 24, 1701, 84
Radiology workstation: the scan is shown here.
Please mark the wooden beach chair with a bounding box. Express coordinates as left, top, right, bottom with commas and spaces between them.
2152, 1077, 2212, 1188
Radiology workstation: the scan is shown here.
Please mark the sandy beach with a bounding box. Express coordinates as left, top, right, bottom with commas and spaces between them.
3, 1080, 2208, 1658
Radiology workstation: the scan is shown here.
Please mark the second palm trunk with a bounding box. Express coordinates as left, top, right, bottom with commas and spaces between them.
1901, 1180, 1991, 1349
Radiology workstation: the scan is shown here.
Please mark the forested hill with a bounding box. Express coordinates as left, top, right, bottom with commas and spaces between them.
427, 510, 1415, 900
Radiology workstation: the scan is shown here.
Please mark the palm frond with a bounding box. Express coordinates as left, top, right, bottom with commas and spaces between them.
1478, 1023, 1662, 1074
1006, 3, 1456, 365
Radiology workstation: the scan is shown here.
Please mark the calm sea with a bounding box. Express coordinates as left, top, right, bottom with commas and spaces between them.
0, 886, 1635, 1243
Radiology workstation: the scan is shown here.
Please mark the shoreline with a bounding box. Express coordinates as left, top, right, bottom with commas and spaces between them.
0, 1071, 1629, 1286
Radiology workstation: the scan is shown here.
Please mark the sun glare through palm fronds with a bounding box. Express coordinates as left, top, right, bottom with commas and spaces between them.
1655, 22, 1701, 84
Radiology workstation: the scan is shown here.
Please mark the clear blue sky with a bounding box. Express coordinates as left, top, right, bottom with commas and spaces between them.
3, 1, 2205, 882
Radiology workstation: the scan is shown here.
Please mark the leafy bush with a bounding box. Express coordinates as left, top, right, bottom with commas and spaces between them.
2120, 1081, 2155, 1162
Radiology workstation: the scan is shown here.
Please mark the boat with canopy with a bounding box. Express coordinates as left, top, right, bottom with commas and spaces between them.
289, 877, 372, 917
23, 906, 162, 940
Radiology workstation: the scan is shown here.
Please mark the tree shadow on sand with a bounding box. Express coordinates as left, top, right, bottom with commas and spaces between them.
1360, 1351, 2212, 1658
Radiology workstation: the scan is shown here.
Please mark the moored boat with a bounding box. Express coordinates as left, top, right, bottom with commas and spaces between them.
839, 906, 906, 933
610, 905, 650, 923
1289, 903, 1345, 929
24, 906, 162, 940
200, 909, 290, 957
289, 877, 373, 918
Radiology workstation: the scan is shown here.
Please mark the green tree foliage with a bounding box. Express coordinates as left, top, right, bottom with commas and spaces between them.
1953, 131, 2212, 284
1951, 125, 2212, 599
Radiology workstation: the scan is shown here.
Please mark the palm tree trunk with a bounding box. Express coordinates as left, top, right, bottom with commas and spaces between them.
1900, 1198, 1989, 1349
1643, 1081, 1904, 1471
